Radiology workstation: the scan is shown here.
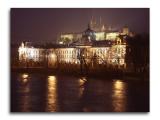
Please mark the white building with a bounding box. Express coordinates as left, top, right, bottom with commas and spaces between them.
18, 24, 128, 69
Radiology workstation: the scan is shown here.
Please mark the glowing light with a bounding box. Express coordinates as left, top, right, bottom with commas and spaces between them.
95, 32, 105, 41
46, 75, 57, 112
48, 76, 56, 81
106, 32, 119, 40
79, 77, 87, 98
30, 48, 35, 58
88, 36, 91, 41
60, 34, 74, 41
22, 73, 29, 79
59, 41, 63, 44
114, 80, 123, 90
20, 73, 29, 83
101, 25, 106, 31
18, 43, 27, 61
122, 27, 129, 35
112, 80, 127, 112
18, 38, 127, 66
19, 46, 26, 53
22, 78, 28, 83
51, 53, 56, 59
79, 77, 87, 86
18, 42, 43, 62
18, 73, 31, 112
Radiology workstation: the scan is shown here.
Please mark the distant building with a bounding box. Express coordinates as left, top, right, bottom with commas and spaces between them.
58, 18, 133, 44
18, 21, 133, 69
18, 42, 45, 62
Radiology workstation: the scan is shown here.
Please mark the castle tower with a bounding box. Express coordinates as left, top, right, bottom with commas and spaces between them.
101, 24, 106, 32
122, 26, 129, 35
90, 16, 97, 30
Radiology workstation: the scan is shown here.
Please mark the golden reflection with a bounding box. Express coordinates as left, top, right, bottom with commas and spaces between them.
48, 76, 56, 81
22, 73, 29, 79
79, 77, 86, 86
112, 80, 127, 112
21, 73, 29, 84
46, 75, 57, 112
114, 80, 123, 90
78, 77, 87, 98
22, 78, 29, 83
19, 73, 31, 112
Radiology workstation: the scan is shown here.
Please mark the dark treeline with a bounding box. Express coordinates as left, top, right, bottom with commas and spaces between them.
126, 33, 149, 74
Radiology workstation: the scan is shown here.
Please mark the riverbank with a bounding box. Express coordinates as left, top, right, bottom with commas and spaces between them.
11, 67, 149, 81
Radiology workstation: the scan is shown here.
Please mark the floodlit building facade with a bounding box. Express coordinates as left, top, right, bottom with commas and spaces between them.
18, 42, 45, 62
18, 21, 132, 69
58, 18, 131, 44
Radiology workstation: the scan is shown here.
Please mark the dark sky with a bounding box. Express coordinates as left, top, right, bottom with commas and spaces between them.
11, 8, 149, 44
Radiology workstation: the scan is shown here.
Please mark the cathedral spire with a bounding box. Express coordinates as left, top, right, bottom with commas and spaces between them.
90, 15, 95, 29
101, 25, 106, 31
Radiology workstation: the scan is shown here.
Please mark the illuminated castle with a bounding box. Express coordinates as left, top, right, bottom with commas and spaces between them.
59, 18, 132, 45
18, 20, 133, 69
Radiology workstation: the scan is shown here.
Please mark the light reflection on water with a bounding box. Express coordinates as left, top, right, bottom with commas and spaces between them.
46, 75, 58, 112
78, 77, 86, 98
112, 80, 127, 112
11, 73, 149, 112
22, 73, 29, 79
18, 73, 31, 112
20, 73, 29, 84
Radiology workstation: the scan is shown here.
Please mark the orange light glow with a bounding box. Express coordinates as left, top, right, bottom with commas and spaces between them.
46, 75, 57, 112
112, 80, 127, 112
22, 73, 29, 79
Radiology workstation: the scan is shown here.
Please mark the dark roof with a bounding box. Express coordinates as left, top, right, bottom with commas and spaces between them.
92, 40, 113, 47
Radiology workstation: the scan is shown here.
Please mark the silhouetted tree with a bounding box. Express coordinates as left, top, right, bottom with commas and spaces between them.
126, 34, 149, 73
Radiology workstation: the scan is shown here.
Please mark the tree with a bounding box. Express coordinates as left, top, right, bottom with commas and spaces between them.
126, 34, 149, 73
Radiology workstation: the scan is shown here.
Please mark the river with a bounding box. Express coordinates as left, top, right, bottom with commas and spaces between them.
11, 72, 149, 112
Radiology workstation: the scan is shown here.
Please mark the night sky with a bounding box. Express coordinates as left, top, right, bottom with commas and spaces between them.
11, 8, 149, 44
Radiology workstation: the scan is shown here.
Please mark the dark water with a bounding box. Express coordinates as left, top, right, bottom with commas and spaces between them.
11, 72, 149, 112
